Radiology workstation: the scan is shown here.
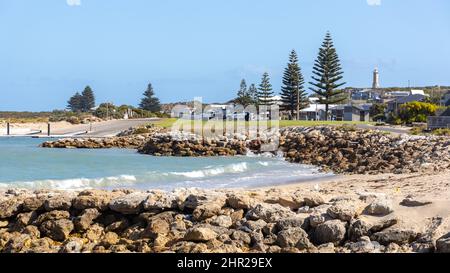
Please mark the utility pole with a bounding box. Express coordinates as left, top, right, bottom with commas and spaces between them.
296, 85, 300, 121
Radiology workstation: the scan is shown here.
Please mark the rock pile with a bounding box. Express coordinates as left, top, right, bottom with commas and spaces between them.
1, 188, 448, 253
280, 126, 450, 174
42, 126, 450, 175
41, 135, 149, 149
41, 126, 165, 149
138, 132, 249, 156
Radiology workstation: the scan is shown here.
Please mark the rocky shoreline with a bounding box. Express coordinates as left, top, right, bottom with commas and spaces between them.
137, 126, 450, 175
1, 184, 449, 253
41, 126, 165, 149
41, 126, 450, 175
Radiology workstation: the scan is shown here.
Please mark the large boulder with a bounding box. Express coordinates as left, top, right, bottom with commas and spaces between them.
246, 203, 296, 223
371, 227, 418, 246
276, 216, 307, 231
313, 220, 347, 246
276, 227, 312, 250
210, 215, 233, 228
74, 208, 100, 231
73, 190, 123, 211
184, 227, 217, 242
436, 233, 450, 253
193, 203, 222, 221
0, 197, 23, 218
143, 190, 179, 211
227, 194, 252, 210
44, 193, 75, 211
327, 200, 364, 222
364, 198, 394, 216
40, 219, 74, 241
302, 192, 325, 207
183, 192, 227, 211
109, 192, 149, 214
34, 210, 70, 225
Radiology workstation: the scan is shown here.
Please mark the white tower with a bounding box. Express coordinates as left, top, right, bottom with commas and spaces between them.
372, 68, 380, 89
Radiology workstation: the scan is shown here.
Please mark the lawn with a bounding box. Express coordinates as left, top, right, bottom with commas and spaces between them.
147, 118, 373, 129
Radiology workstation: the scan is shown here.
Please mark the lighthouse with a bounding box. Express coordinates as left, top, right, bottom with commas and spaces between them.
372, 68, 380, 89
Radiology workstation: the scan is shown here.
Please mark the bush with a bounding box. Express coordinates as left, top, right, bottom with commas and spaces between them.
67, 116, 81, 124
432, 128, 450, 136
398, 102, 438, 124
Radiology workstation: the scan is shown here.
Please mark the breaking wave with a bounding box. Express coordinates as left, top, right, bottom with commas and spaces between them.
170, 162, 248, 178
0, 175, 137, 190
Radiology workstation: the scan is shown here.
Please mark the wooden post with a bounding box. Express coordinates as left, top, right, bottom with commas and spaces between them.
7, 122, 10, 135
47, 123, 51, 136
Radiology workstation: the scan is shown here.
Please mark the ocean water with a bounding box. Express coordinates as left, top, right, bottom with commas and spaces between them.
0, 137, 334, 190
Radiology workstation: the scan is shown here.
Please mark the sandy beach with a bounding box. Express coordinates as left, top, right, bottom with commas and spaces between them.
262, 170, 450, 235
0, 121, 77, 135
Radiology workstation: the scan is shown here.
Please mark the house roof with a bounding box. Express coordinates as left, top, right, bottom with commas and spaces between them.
331, 104, 372, 111
301, 104, 327, 112
394, 94, 426, 104
440, 108, 450, 117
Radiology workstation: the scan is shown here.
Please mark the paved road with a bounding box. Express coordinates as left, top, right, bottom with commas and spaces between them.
48, 118, 159, 137
356, 124, 411, 135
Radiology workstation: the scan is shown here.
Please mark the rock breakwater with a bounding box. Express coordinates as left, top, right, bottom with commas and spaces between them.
280, 127, 450, 174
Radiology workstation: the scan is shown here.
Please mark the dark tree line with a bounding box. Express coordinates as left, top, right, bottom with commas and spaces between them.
67, 86, 96, 112
66, 83, 162, 114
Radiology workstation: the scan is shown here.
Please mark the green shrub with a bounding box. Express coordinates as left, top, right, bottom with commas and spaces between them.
398, 102, 438, 123
432, 128, 450, 136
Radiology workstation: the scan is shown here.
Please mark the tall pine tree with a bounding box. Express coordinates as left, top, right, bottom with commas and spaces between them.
234, 79, 253, 107
81, 86, 96, 112
257, 72, 274, 106
280, 50, 308, 120
309, 32, 346, 120
139, 83, 161, 112
248, 84, 258, 105
67, 92, 83, 112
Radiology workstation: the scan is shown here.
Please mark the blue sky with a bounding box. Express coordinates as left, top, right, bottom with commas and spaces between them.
0, 0, 449, 111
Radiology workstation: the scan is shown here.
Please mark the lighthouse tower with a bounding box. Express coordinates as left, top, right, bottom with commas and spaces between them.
372, 68, 380, 89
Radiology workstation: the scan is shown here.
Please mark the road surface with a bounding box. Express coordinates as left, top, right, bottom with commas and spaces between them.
48, 118, 159, 137
356, 124, 411, 135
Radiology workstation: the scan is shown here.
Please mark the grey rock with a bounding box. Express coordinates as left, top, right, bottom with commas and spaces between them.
246, 203, 296, 223
365, 198, 394, 216
109, 192, 149, 214
371, 227, 418, 246
276, 227, 312, 250
314, 220, 347, 246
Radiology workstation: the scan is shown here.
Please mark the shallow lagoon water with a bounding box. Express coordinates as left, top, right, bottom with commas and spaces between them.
0, 137, 334, 190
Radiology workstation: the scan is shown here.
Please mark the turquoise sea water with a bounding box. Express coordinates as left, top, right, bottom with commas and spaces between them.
0, 137, 333, 190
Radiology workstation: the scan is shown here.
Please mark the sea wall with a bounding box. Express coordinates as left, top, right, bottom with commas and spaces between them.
1, 187, 449, 253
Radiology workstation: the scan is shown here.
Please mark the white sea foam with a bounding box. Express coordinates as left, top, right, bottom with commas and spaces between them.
170, 162, 248, 178
0, 175, 137, 190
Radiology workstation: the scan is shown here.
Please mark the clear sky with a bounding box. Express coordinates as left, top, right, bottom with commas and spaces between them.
0, 0, 449, 111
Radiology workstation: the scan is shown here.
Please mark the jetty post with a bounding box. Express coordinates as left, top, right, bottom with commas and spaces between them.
47, 123, 51, 136
7, 122, 10, 135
